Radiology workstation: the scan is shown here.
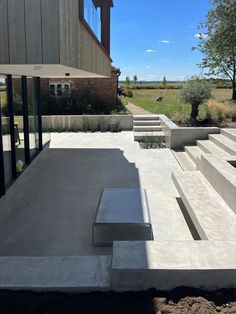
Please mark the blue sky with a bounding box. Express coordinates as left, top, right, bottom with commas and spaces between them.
111, 0, 211, 81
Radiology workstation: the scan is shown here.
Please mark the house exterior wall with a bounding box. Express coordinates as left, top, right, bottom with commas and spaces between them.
41, 68, 119, 109
0, 0, 112, 77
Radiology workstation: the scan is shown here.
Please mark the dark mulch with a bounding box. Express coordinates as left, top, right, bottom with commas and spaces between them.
0, 287, 236, 314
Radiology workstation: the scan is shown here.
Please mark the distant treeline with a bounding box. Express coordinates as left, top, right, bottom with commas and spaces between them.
120, 79, 232, 90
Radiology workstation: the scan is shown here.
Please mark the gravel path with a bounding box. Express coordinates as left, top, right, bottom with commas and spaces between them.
125, 101, 152, 115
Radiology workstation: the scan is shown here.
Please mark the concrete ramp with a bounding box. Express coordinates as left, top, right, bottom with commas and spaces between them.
0, 256, 111, 291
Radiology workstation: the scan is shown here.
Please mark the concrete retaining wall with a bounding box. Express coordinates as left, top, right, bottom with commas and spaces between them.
159, 115, 220, 149
42, 115, 133, 132
112, 241, 236, 291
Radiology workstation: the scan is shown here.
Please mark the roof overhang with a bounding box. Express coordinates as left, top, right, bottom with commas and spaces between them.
0, 64, 110, 78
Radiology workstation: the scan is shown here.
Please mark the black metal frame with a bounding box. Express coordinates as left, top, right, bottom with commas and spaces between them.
0, 74, 44, 197
22, 76, 30, 165
0, 101, 5, 196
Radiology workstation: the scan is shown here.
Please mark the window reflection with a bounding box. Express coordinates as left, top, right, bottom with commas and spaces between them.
84, 0, 101, 40
27, 77, 39, 159
0, 75, 13, 186
12, 77, 25, 173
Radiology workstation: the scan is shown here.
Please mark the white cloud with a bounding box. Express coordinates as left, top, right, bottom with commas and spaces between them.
194, 33, 207, 39
145, 49, 155, 53
159, 40, 170, 44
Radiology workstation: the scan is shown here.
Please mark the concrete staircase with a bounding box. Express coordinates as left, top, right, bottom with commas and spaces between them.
133, 115, 165, 141
172, 128, 236, 241
172, 128, 235, 171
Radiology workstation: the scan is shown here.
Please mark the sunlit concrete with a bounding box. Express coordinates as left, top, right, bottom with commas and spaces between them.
0, 131, 192, 257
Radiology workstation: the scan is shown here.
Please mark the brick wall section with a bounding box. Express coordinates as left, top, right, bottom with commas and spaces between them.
41, 68, 119, 109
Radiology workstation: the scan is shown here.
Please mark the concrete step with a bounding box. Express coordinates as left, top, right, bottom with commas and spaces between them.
133, 120, 161, 126
133, 115, 160, 121
209, 134, 236, 155
198, 154, 236, 214
172, 171, 236, 241
134, 132, 165, 142
197, 140, 230, 156
0, 256, 111, 291
112, 241, 236, 291
184, 146, 204, 164
221, 128, 236, 142
133, 125, 162, 132
171, 150, 196, 171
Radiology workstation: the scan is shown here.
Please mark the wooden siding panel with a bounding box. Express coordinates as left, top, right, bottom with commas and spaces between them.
25, 0, 43, 63
41, 0, 59, 64
79, 22, 111, 76
0, 0, 9, 64
59, 0, 79, 68
8, 0, 26, 64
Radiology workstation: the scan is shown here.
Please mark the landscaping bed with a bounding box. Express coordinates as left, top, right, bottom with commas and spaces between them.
0, 288, 236, 314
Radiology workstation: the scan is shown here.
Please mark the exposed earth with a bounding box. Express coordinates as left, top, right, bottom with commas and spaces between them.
0, 288, 236, 314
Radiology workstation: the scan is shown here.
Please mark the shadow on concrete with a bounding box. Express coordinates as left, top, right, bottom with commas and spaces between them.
0, 146, 142, 256
176, 197, 201, 241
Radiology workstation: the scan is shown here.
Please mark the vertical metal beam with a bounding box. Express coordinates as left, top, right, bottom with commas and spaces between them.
0, 99, 6, 196
36, 77, 43, 150
7, 74, 17, 179
22, 76, 30, 165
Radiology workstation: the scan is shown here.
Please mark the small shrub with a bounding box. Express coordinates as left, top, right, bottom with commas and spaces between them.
126, 90, 133, 98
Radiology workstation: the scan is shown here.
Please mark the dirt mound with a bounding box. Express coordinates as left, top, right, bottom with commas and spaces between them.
154, 296, 236, 314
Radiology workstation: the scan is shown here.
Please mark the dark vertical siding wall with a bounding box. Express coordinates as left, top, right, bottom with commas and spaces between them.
1, 0, 59, 65
8, 0, 26, 64
25, 0, 43, 64
0, 0, 9, 64
59, 0, 79, 68
41, 0, 59, 64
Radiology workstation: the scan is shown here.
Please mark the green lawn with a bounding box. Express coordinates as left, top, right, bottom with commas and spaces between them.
128, 88, 233, 122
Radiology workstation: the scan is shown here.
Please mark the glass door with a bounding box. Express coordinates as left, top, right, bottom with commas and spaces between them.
0, 75, 13, 188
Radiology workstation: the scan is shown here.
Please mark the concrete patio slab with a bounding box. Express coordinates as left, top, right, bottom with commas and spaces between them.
0, 132, 192, 257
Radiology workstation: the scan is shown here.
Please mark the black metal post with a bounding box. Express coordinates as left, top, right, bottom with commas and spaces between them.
0, 102, 6, 196
36, 77, 43, 150
7, 75, 17, 179
22, 76, 30, 165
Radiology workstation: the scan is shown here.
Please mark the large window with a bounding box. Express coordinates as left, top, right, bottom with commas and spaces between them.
84, 0, 101, 40
27, 77, 40, 159
0, 75, 13, 188
12, 77, 25, 172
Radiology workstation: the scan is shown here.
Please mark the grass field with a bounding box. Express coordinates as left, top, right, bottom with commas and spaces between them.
126, 88, 236, 126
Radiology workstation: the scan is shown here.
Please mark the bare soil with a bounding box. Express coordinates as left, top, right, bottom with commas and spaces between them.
0, 288, 236, 314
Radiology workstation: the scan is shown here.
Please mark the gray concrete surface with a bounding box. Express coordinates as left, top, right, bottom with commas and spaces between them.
0, 255, 111, 291
198, 154, 236, 213
94, 188, 153, 246
0, 132, 192, 256
112, 240, 236, 291
172, 171, 236, 240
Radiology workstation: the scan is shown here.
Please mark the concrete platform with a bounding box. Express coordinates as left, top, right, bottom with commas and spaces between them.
172, 171, 236, 240
112, 241, 236, 291
0, 256, 111, 291
0, 132, 192, 257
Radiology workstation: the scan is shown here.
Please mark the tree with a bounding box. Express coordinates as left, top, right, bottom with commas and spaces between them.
163, 76, 167, 88
195, 0, 236, 100
133, 75, 138, 89
181, 78, 212, 121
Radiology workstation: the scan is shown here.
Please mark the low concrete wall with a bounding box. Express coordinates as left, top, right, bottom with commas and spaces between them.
112, 241, 236, 291
42, 115, 133, 132
159, 115, 220, 149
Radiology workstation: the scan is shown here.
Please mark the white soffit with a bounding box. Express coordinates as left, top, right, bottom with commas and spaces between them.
0, 64, 109, 78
